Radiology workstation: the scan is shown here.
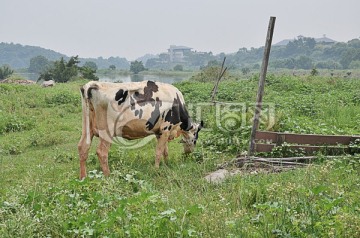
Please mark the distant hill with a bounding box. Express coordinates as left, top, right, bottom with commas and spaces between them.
0, 42, 130, 70
0, 42, 66, 68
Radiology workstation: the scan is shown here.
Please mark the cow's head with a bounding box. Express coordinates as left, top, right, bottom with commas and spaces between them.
182, 120, 204, 153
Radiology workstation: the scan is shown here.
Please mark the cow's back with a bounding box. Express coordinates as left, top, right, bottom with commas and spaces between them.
82, 80, 190, 140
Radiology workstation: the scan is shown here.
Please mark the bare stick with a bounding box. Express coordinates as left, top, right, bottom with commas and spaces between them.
211, 57, 227, 102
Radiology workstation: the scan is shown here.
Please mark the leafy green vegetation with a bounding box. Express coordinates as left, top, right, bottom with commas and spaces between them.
0, 65, 14, 80
1, 74, 360, 237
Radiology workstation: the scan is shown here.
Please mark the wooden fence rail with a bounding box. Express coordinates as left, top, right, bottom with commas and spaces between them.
255, 131, 360, 154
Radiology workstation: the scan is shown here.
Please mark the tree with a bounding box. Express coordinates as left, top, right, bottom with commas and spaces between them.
340, 48, 360, 69
0, 65, 14, 79
28, 55, 50, 73
310, 68, 319, 76
173, 64, 184, 71
349, 60, 360, 69
80, 67, 99, 81
130, 60, 146, 74
295, 56, 313, 69
207, 60, 220, 67
83, 61, 98, 71
38, 56, 79, 83
241, 67, 250, 75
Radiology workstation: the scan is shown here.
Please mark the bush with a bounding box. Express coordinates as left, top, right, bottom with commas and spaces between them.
190, 66, 224, 82
0, 115, 35, 134
0, 65, 14, 80
45, 91, 80, 106
311, 68, 319, 76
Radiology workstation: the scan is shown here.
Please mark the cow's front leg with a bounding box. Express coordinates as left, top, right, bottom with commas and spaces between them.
96, 138, 111, 176
155, 133, 169, 168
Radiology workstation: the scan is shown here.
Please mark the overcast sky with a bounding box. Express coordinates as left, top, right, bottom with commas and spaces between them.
1, 0, 359, 60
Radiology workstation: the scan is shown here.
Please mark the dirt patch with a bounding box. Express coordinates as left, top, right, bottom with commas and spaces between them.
0, 78, 36, 85
205, 156, 312, 183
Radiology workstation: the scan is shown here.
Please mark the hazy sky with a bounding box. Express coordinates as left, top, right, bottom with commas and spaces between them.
1, 0, 359, 60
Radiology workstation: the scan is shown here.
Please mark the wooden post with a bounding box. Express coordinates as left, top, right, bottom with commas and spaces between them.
248, 16, 276, 156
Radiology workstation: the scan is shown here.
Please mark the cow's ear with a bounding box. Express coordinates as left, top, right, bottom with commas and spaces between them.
199, 120, 204, 130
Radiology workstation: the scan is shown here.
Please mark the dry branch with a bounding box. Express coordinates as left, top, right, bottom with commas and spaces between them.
211, 57, 227, 102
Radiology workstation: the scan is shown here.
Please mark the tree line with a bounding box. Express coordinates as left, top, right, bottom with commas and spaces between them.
143, 38, 360, 70
1, 37, 360, 78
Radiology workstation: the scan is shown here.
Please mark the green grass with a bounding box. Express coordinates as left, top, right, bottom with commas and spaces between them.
1, 75, 360, 237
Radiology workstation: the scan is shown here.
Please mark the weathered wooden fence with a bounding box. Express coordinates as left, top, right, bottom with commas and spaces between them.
254, 131, 360, 154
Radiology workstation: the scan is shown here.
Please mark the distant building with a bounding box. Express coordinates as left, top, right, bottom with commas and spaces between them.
274, 35, 337, 46
168, 45, 192, 62
315, 34, 337, 44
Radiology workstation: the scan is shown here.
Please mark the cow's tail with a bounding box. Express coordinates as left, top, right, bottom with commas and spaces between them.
80, 82, 99, 144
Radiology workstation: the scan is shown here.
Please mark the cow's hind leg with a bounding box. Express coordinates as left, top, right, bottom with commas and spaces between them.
163, 144, 169, 164
96, 138, 111, 176
78, 134, 93, 179
155, 133, 169, 168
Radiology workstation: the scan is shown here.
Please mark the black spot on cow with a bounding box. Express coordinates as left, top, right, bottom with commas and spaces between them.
115, 89, 128, 105
134, 109, 143, 118
163, 126, 168, 130
146, 97, 162, 130
168, 125, 172, 130
164, 93, 192, 131
130, 97, 136, 110
133, 81, 159, 107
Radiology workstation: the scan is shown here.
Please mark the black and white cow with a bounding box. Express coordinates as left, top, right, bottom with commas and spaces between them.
78, 80, 203, 179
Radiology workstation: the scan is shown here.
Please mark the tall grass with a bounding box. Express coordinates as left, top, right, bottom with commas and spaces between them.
1, 75, 360, 237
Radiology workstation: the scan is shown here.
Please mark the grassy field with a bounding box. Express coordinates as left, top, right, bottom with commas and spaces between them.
1, 74, 360, 237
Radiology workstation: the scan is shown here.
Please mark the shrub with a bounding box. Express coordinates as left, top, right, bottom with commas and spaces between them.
311, 68, 319, 76
0, 65, 14, 80
190, 66, 227, 82
0, 115, 35, 134
45, 91, 80, 106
